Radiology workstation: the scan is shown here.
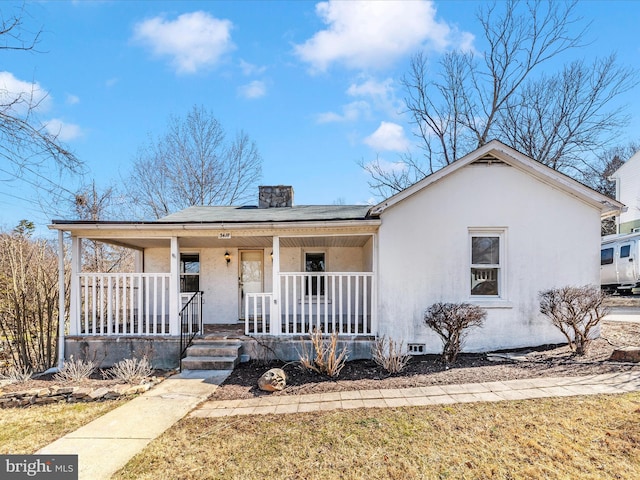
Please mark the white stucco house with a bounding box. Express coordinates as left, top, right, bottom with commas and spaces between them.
609, 149, 640, 234
50, 140, 623, 368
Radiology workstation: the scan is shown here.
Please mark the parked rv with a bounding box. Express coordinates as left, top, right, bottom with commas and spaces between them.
601, 232, 640, 294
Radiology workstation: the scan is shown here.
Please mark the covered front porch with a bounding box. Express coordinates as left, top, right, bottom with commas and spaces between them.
56, 221, 379, 349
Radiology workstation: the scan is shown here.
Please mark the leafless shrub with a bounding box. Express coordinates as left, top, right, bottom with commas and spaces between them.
54, 356, 96, 382
0, 364, 33, 383
424, 302, 486, 365
299, 329, 348, 378
372, 336, 411, 373
539, 285, 610, 355
103, 357, 153, 384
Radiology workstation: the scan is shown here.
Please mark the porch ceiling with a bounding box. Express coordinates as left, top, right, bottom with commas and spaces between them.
91, 234, 372, 250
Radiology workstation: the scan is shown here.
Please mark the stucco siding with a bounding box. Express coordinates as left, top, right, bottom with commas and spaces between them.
144, 245, 370, 325
377, 163, 602, 352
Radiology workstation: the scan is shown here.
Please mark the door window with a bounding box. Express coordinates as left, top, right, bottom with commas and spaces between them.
305, 252, 326, 296
180, 254, 200, 292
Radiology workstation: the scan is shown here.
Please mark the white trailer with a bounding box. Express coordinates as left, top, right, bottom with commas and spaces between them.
601, 232, 640, 294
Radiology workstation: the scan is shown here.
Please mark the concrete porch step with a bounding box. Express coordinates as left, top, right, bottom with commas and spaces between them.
187, 342, 241, 358
182, 339, 243, 370
181, 355, 240, 370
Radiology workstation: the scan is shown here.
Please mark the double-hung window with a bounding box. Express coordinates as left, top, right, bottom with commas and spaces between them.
470, 230, 504, 297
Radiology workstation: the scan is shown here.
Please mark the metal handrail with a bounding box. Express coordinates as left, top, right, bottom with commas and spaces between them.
179, 291, 203, 371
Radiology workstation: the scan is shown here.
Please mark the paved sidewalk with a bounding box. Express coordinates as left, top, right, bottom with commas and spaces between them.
191, 371, 640, 418
37, 370, 231, 480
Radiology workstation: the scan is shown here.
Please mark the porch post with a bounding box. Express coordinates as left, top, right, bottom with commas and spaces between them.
69, 236, 81, 336
371, 233, 378, 336
271, 236, 281, 334
169, 237, 180, 335
57, 230, 66, 368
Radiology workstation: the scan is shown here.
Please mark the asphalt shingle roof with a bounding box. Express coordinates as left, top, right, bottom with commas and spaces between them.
157, 205, 373, 223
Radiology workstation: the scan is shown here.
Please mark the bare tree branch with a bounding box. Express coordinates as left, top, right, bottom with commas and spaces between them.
126, 105, 263, 219
364, 1, 637, 199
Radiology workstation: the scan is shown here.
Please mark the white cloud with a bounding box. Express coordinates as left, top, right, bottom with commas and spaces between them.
347, 76, 401, 117
133, 11, 234, 74
294, 0, 454, 72
316, 100, 370, 123
364, 121, 410, 151
43, 118, 82, 142
66, 93, 80, 105
239, 59, 266, 76
0, 71, 51, 114
238, 80, 266, 99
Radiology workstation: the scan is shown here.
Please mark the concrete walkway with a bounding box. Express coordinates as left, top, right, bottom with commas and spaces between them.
191, 371, 640, 418
35, 370, 640, 480
37, 370, 231, 480
605, 307, 640, 323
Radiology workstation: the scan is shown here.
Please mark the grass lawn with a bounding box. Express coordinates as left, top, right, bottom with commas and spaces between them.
114, 392, 640, 480
0, 400, 126, 454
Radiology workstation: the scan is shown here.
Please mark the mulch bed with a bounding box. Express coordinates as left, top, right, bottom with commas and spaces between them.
210, 320, 640, 400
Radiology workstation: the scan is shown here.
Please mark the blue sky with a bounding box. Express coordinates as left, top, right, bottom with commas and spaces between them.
1, 0, 640, 236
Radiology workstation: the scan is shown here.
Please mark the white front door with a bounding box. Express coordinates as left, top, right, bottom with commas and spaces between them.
239, 250, 263, 319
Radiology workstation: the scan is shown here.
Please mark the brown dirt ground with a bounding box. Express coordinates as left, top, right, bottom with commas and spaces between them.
210, 319, 640, 401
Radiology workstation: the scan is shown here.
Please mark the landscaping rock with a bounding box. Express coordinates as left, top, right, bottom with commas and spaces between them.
609, 347, 640, 363
258, 368, 287, 392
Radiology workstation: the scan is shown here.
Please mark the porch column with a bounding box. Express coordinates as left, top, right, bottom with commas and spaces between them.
371, 233, 378, 336
271, 236, 281, 334
169, 237, 180, 335
69, 236, 82, 336
57, 230, 66, 368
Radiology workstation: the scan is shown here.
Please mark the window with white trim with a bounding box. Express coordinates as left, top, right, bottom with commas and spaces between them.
470, 231, 504, 297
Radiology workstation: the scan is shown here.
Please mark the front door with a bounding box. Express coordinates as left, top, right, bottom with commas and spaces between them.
239, 250, 264, 319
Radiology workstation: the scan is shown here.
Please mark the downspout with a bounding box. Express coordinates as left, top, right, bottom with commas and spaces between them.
57, 229, 66, 369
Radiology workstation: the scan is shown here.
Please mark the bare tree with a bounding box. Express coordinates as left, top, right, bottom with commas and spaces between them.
73, 181, 135, 273
0, 4, 81, 199
127, 105, 262, 219
0, 221, 63, 372
364, 0, 637, 198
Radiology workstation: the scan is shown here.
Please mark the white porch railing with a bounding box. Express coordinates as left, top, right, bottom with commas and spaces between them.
76, 273, 179, 336
245, 272, 374, 336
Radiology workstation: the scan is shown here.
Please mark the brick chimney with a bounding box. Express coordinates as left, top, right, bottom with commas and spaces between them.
258, 186, 294, 208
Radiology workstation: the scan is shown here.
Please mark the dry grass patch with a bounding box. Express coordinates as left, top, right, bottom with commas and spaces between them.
115, 393, 640, 480
0, 400, 126, 454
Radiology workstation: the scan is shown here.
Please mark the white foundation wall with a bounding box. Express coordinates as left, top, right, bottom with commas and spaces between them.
376, 163, 603, 352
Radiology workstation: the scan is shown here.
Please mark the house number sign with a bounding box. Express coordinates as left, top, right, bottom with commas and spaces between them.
218, 232, 232, 239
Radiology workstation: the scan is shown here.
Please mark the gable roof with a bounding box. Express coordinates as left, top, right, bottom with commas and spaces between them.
369, 140, 624, 218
